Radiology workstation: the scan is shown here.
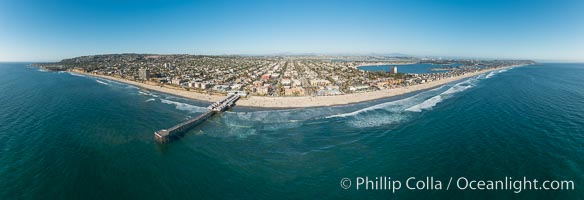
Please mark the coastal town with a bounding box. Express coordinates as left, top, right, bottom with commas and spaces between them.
37, 54, 534, 99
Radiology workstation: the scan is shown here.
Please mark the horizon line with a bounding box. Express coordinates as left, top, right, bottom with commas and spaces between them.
0, 52, 582, 63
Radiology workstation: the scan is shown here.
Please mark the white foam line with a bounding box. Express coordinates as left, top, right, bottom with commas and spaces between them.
67, 72, 87, 77
95, 80, 109, 85
325, 85, 446, 118
405, 77, 478, 112
160, 99, 207, 113
138, 91, 159, 97
326, 96, 413, 118
405, 95, 442, 112
485, 68, 512, 79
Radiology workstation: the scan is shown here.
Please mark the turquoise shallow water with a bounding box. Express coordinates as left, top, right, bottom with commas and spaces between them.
0, 63, 582, 199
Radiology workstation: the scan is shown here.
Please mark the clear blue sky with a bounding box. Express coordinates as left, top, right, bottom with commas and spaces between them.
0, 0, 582, 61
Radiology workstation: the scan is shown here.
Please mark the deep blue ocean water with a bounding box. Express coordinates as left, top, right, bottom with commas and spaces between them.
0, 63, 582, 199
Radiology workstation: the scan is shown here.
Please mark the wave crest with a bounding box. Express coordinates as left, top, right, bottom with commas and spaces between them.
95, 80, 109, 85
406, 77, 478, 112
405, 95, 443, 112
67, 72, 87, 77
138, 91, 159, 98
326, 85, 446, 119
160, 99, 208, 113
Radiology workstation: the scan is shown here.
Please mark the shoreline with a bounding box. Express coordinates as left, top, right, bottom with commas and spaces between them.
70, 65, 523, 108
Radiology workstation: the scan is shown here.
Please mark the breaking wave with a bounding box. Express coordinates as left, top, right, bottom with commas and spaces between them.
326, 85, 446, 119
145, 98, 156, 102
485, 68, 511, 79
160, 99, 208, 113
326, 97, 413, 118
95, 80, 109, 85
405, 95, 443, 112
138, 91, 159, 98
406, 77, 477, 112
67, 72, 86, 77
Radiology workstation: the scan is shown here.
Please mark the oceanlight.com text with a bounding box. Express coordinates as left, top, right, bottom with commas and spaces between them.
340, 176, 575, 193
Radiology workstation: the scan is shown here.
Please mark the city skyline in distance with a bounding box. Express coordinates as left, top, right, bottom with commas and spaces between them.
0, 0, 583, 62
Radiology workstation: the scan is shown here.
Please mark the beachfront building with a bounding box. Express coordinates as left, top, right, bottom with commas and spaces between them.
284, 87, 306, 96
390, 66, 398, 74
253, 85, 271, 95
138, 68, 150, 80
349, 85, 370, 92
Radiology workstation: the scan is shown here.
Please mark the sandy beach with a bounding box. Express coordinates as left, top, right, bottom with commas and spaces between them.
72, 65, 521, 108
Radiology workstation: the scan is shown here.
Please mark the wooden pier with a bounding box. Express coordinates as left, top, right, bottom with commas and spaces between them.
154, 94, 240, 142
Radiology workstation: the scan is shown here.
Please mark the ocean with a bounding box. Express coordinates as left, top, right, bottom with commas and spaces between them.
0, 63, 582, 199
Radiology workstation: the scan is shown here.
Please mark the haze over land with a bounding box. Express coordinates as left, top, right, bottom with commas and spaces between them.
0, 0, 583, 62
